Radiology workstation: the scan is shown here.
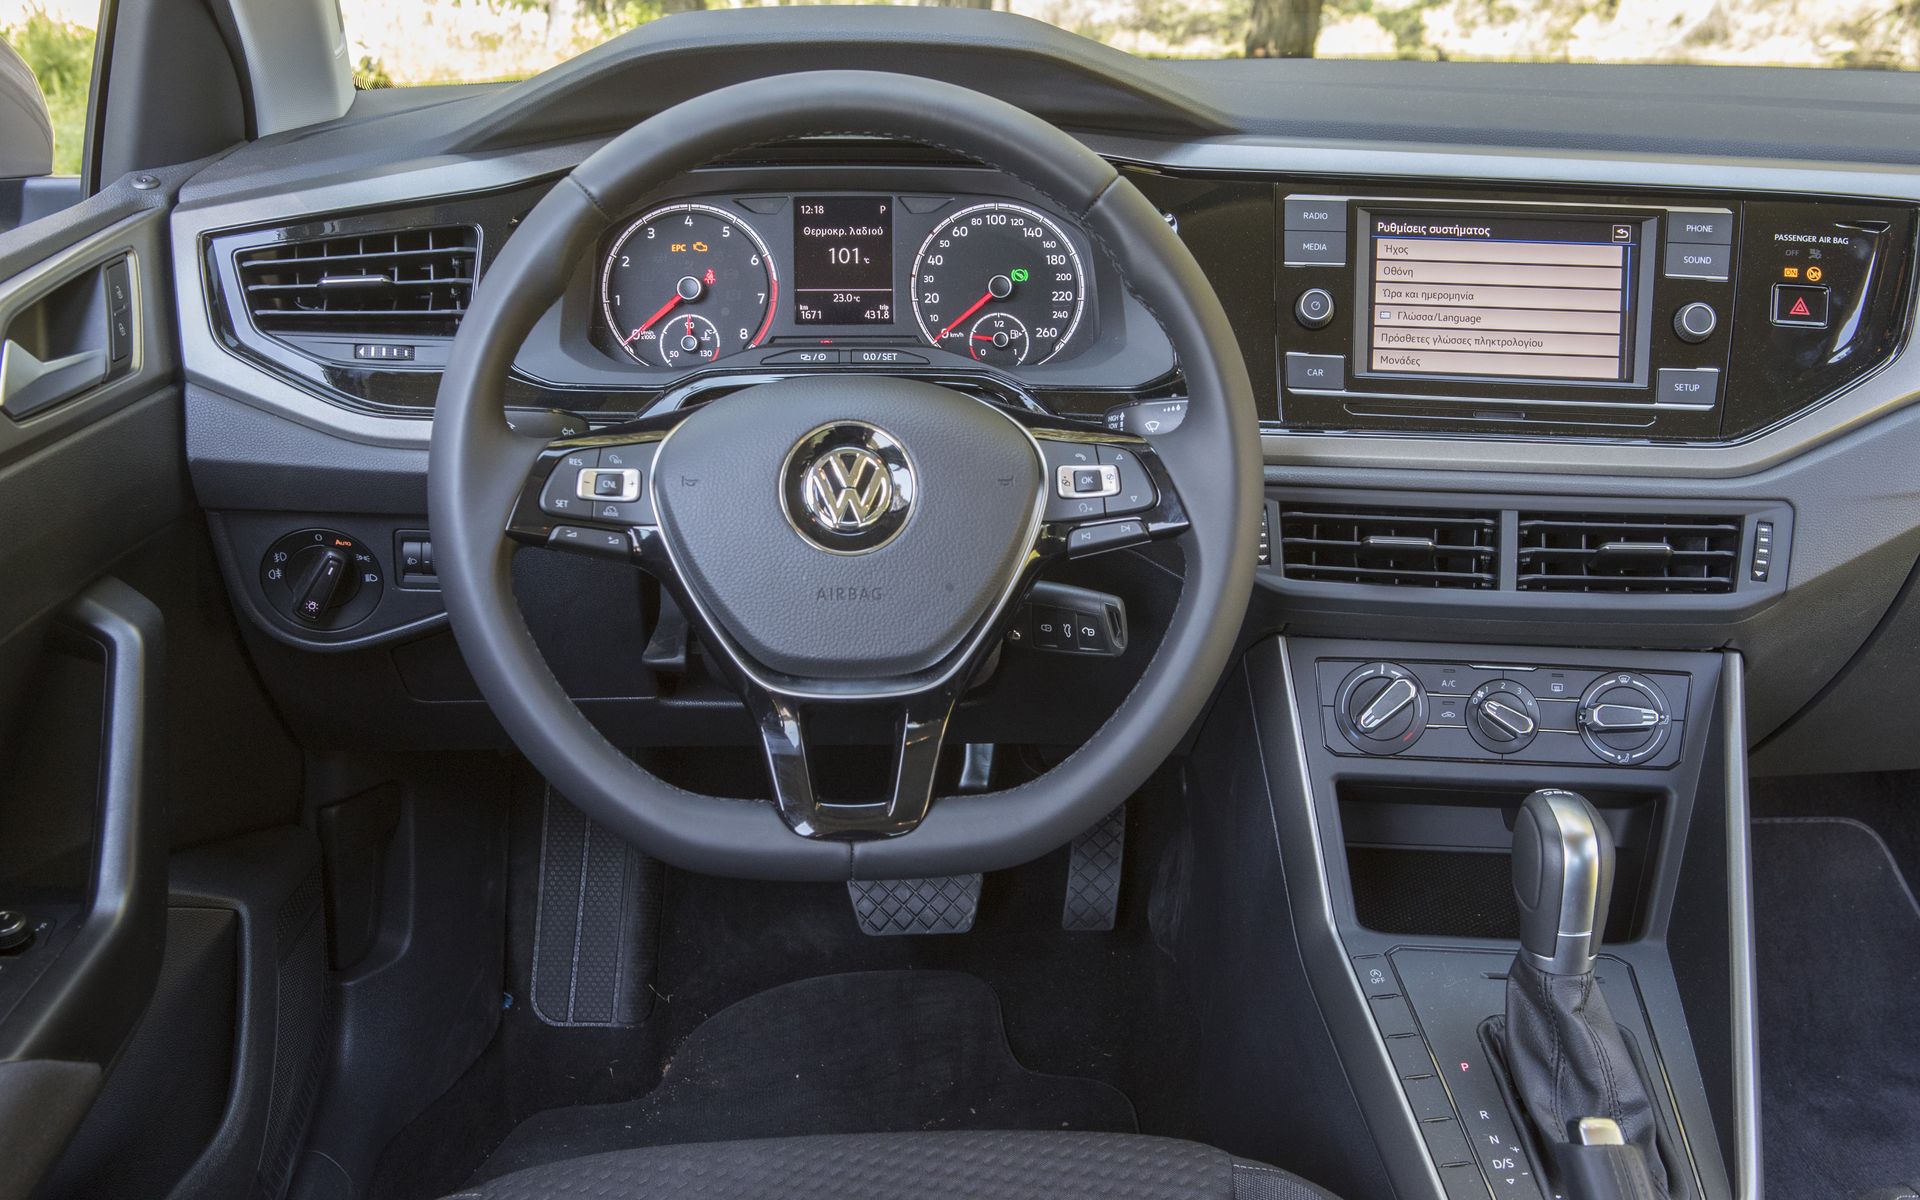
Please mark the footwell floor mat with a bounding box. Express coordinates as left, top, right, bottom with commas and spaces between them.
470, 969, 1137, 1183
1753, 818, 1920, 1199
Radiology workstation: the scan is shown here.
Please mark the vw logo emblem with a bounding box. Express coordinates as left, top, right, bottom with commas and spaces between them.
781, 422, 915, 554
805, 446, 893, 532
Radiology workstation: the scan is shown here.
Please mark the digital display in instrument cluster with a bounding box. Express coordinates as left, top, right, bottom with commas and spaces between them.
793, 196, 894, 324
1364, 212, 1639, 385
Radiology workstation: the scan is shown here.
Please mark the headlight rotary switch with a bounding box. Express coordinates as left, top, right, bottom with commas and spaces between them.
1578, 672, 1672, 765
259, 529, 385, 631
1466, 679, 1541, 754
1334, 662, 1427, 755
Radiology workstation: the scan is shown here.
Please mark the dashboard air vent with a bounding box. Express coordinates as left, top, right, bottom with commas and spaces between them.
235, 225, 479, 337
1277, 504, 1498, 589
1516, 512, 1741, 593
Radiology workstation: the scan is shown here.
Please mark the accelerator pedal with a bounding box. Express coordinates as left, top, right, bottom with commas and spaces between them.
1062, 803, 1126, 931
849, 874, 981, 936
530, 787, 663, 1027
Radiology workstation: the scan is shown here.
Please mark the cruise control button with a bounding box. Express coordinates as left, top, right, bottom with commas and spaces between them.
1067, 519, 1147, 558
1097, 445, 1157, 516
540, 450, 596, 519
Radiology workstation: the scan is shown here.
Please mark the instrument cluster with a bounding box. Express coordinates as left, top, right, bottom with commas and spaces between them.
595, 192, 1093, 372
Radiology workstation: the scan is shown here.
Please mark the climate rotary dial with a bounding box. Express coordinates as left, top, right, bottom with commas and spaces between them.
1466, 680, 1541, 754
1334, 662, 1428, 756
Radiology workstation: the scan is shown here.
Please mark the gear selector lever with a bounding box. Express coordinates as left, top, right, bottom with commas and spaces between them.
1496, 789, 1671, 1199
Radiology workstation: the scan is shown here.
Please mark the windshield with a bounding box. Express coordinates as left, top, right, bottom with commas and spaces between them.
331, 0, 1920, 84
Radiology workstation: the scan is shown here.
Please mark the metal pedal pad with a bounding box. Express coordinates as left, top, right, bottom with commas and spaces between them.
530, 788, 663, 1027
849, 874, 981, 935
1062, 803, 1126, 931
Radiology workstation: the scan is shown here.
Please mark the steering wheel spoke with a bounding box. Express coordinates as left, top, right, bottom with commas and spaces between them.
748, 682, 959, 839
505, 413, 688, 556
1026, 426, 1190, 562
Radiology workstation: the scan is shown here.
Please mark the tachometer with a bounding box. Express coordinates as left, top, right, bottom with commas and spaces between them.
909, 202, 1086, 365
602, 204, 777, 368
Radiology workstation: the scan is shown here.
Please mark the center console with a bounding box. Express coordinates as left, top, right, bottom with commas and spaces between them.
1225, 637, 1756, 1200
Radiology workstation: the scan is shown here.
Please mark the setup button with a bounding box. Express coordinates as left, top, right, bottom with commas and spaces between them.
1654, 368, 1720, 407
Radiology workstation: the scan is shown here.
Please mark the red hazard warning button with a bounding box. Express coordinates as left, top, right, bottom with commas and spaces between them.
1772, 283, 1830, 328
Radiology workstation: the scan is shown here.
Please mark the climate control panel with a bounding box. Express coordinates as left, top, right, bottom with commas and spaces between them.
1315, 658, 1687, 768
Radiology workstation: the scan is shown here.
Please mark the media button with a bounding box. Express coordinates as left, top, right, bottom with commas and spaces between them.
1655, 367, 1720, 407
1284, 352, 1346, 391
1284, 229, 1347, 266
1771, 284, 1830, 328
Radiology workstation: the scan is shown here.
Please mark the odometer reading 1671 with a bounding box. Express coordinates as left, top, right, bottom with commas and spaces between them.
910, 202, 1086, 366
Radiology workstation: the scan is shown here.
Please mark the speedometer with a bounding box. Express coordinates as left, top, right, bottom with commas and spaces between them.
909, 202, 1086, 366
602, 203, 777, 368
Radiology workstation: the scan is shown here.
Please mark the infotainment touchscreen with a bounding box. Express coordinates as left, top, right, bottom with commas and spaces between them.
1363, 212, 1640, 385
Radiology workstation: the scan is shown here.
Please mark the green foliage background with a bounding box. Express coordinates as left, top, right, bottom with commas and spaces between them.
3, 8, 94, 175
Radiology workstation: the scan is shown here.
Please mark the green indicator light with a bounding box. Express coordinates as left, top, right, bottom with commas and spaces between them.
1010, 268, 1030, 283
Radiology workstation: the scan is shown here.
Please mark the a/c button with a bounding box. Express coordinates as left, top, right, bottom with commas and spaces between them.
1285, 352, 1346, 392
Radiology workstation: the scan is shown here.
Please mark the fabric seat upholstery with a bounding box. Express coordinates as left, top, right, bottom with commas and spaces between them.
444, 1130, 1341, 1200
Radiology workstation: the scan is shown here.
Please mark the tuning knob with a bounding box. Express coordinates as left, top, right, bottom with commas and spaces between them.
1467, 680, 1540, 754
1578, 673, 1672, 765
1334, 662, 1427, 755
1673, 301, 1718, 344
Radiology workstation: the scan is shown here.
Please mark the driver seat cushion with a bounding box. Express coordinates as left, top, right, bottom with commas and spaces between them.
444, 1130, 1341, 1200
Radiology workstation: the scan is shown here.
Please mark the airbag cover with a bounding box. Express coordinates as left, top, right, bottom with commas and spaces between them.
651, 377, 1041, 682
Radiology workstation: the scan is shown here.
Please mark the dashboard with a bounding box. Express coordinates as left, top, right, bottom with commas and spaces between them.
161, 10, 1920, 779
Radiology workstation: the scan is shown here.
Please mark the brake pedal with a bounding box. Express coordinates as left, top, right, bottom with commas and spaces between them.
849, 874, 981, 935
530, 787, 663, 1026
1062, 803, 1125, 931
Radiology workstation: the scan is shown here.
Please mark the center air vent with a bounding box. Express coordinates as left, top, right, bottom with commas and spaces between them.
235, 225, 479, 338
1278, 504, 1498, 589
1517, 512, 1741, 593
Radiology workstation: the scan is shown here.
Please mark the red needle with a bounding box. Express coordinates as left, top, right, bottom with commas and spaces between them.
936, 290, 996, 340
625, 294, 684, 344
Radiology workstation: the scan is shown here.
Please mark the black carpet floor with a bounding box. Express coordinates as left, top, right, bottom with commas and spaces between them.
1752, 817, 1920, 1199
470, 969, 1137, 1183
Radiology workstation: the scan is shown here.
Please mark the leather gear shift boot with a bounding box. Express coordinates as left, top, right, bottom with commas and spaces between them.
1497, 956, 1669, 1198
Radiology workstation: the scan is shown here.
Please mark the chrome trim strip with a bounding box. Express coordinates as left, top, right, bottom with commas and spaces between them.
1274, 637, 1448, 1199
1720, 650, 1763, 1200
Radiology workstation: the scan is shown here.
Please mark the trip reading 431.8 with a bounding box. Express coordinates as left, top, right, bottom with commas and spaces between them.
793, 196, 894, 324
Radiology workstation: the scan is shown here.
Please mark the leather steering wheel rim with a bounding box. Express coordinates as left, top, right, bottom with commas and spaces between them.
429, 70, 1262, 881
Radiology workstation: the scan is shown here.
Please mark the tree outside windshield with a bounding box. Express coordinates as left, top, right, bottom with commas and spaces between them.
5, 0, 1920, 160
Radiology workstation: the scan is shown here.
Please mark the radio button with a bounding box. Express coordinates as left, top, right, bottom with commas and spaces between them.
1284, 197, 1348, 233
1655, 367, 1720, 407
1285, 352, 1346, 391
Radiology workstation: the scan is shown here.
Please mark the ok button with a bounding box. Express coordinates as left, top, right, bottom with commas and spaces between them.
1285, 352, 1346, 392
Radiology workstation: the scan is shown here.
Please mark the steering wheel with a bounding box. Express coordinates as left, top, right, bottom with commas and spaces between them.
429, 71, 1261, 881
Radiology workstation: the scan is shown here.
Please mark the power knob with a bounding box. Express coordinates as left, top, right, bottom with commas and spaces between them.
1334, 662, 1427, 756
1673, 301, 1718, 344
1578, 673, 1672, 765
1466, 680, 1541, 754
